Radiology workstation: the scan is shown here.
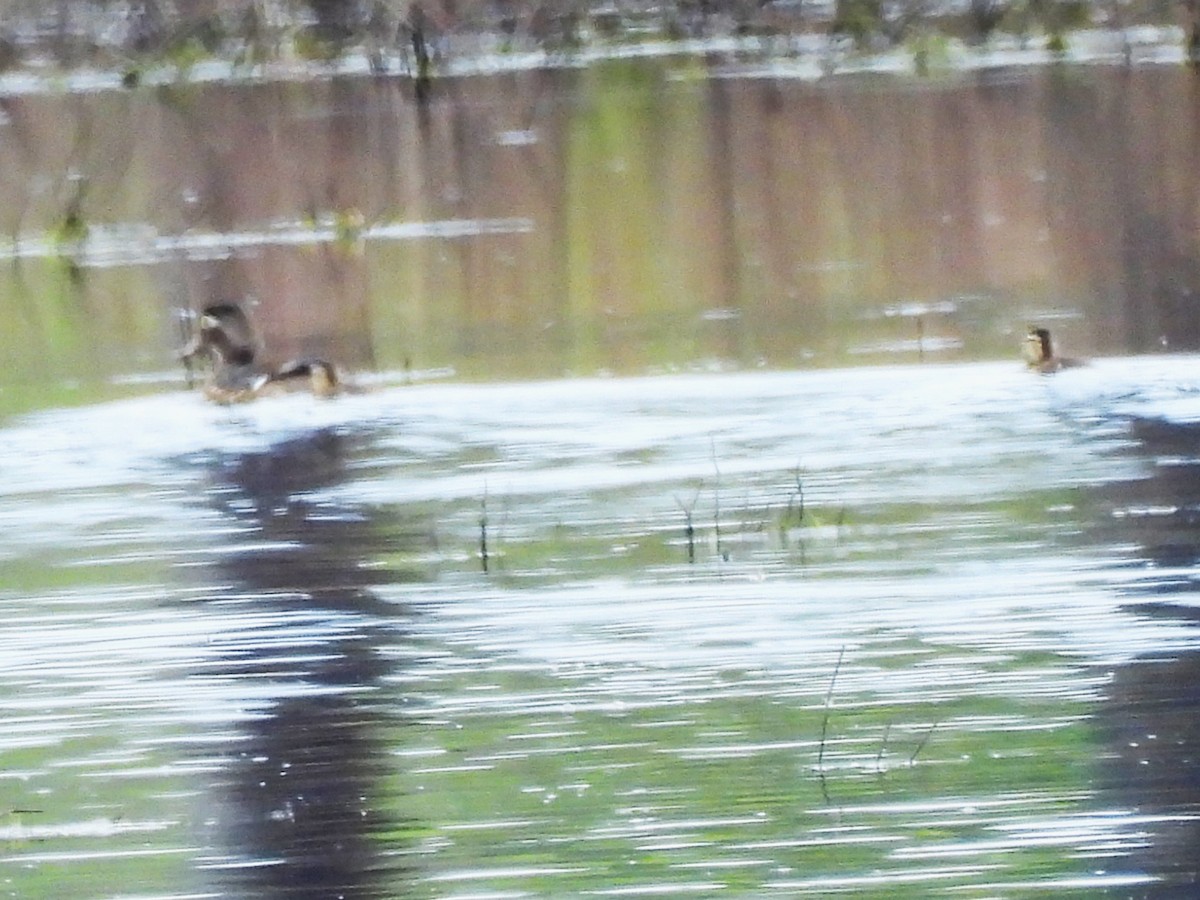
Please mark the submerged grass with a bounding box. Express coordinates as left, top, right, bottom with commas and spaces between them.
464, 479, 1080, 587
388, 642, 1102, 895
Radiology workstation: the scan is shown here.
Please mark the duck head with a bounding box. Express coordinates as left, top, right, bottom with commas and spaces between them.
180, 302, 259, 367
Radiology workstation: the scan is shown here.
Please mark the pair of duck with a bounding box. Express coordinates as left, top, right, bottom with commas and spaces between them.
180, 303, 343, 404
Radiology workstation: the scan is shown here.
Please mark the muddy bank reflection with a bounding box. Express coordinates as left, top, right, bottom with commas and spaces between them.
190, 427, 420, 897
1094, 418, 1200, 895
6, 62, 1200, 418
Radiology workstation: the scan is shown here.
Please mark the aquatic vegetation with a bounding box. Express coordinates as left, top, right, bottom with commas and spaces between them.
0, 0, 1186, 89
332, 207, 367, 250
51, 197, 89, 250
293, 25, 346, 64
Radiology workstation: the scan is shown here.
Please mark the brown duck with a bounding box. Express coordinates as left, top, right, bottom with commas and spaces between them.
1023, 327, 1086, 374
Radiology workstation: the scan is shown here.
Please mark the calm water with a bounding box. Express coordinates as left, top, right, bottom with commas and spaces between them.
4, 356, 1200, 897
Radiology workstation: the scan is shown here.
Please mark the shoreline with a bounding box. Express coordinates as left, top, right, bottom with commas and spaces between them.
0, 24, 1188, 98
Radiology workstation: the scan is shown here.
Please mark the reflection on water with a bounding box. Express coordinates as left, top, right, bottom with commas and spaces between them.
5, 359, 1200, 894
3, 62, 1200, 415
192, 428, 411, 898
1093, 417, 1200, 894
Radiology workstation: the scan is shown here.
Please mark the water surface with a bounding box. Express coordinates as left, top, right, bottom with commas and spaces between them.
4, 48, 1200, 898
4, 356, 1200, 896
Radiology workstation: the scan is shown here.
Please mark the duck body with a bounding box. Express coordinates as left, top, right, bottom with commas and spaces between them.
265, 358, 344, 399
201, 360, 272, 404
1023, 327, 1086, 374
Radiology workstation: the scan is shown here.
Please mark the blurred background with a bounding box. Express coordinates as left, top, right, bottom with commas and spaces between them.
0, 1, 1198, 419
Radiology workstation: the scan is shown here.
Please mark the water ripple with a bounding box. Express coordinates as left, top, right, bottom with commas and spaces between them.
6, 358, 1200, 895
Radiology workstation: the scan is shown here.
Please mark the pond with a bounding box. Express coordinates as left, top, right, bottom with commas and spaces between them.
2, 54, 1200, 898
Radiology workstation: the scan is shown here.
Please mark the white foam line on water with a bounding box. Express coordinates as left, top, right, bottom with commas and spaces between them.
0, 217, 535, 266
5, 356, 1196, 511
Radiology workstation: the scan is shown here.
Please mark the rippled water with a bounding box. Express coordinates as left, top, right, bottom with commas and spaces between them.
4, 357, 1200, 897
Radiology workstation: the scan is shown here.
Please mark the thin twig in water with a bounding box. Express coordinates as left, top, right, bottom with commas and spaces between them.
675, 489, 699, 564
176, 307, 194, 389
818, 646, 846, 773
788, 465, 805, 526
876, 722, 891, 774
910, 721, 938, 766
710, 437, 724, 560
479, 487, 489, 574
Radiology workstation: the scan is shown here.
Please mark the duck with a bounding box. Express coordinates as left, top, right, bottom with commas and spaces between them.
178, 303, 345, 403
267, 358, 343, 399
1023, 327, 1086, 374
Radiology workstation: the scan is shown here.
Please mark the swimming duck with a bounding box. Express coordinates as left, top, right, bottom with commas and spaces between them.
1023, 327, 1086, 374
267, 358, 343, 399
178, 303, 344, 403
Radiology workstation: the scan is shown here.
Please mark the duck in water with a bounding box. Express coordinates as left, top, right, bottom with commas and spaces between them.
1023, 327, 1086, 374
179, 303, 345, 403
270, 357, 343, 399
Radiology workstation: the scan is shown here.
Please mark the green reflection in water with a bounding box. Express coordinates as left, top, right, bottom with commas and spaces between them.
387, 650, 1099, 896
0, 260, 168, 420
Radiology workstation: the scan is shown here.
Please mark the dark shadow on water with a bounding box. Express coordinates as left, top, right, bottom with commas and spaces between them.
1093, 418, 1200, 897
190, 426, 427, 898
1103, 648, 1200, 899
